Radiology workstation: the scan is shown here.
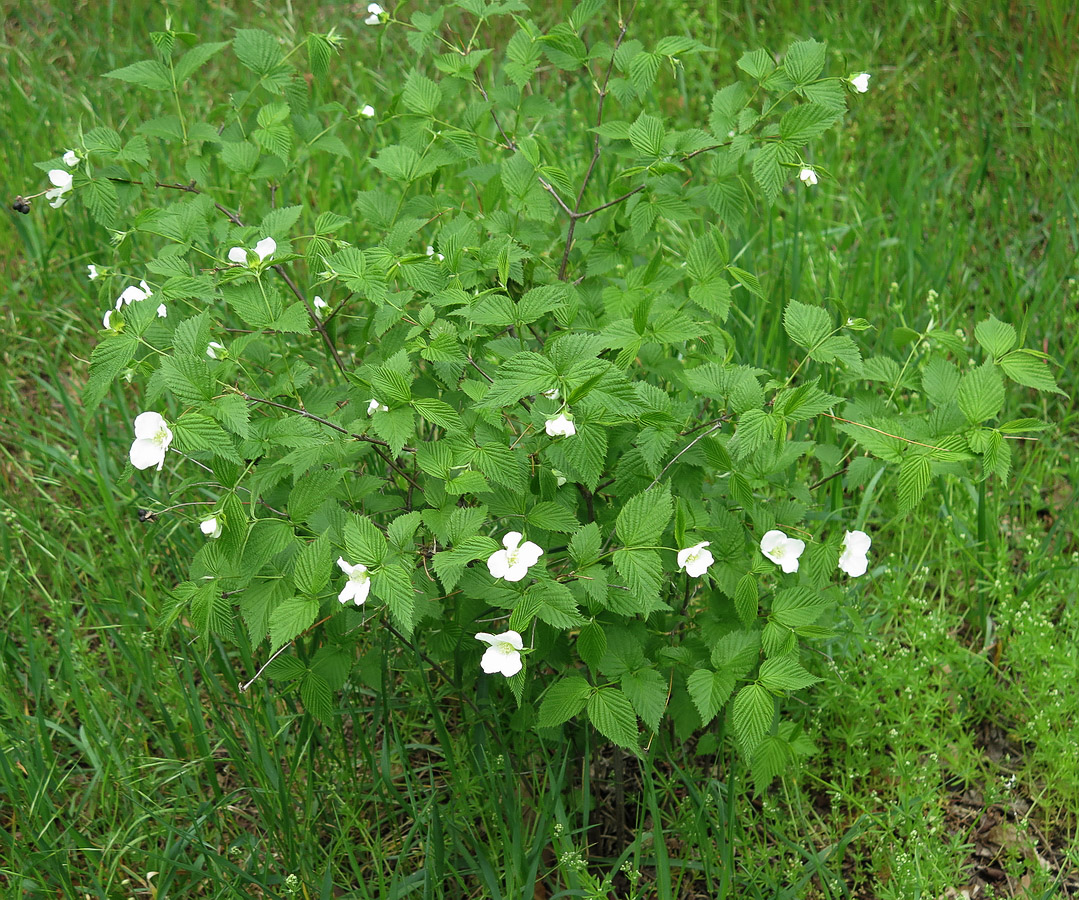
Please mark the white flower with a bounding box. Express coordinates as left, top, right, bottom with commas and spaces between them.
115, 282, 151, 309
425, 244, 444, 261
545, 412, 576, 437
360, 104, 376, 118
336, 557, 371, 605
44, 169, 73, 208
365, 2, 384, 25
129, 411, 173, 471
227, 236, 276, 266
367, 398, 388, 415
200, 517, 222, 539
541, 387, 560, 400
838, 529, 872, 577
677, 541, 714, 578
850, 72, 871, 93
206, 341, 226, 360
487, 531, 543, 582
87, 264, 99, 281
798, 167, 818, 187
156, 303, 168, 318
475, 630, 524, 677
313, 295, 329, 315
759, 529, 806, 574
102, 309, 115, 330
63, 149, 80, 167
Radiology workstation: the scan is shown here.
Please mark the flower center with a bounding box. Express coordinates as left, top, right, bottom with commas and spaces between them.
496, 641, 515, 654
350, 569, 369, 584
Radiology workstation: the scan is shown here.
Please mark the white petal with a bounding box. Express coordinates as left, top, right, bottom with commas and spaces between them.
759, 530, 788, 559
63, 150, 80, 167
48, 169, 72, 189
360, 105, 376, 118
338, 581, 358, 604
516, 540, 543, 568
367, 2, 383, 12
494, 649, 523, 677
129, 438, 165, 470
353, 578, 371, 605
133, 411, 167, 439
838, 550, 869, 577
502, 531, 523, 552
102, 309, 113, 329
337, 556, 355, 575
502, 561, 529, 582
475, 632, 498, 647
228, 246, 248, 264
157, 304, 168, 318
487, 550, 511, 579
843, 530, 872, 555
254, 237, 276, 261
87, 264, 98, 280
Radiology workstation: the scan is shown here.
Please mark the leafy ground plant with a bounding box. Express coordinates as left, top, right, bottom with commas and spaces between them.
23, 1, 1061, 788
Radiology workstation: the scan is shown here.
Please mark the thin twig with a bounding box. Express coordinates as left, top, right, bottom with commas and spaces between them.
647, 421, 725, 489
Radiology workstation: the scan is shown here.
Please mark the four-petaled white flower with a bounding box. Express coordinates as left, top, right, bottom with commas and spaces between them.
206, 341, 226, 360
677, 541, 714, 578
487, 532, 543, 582
200, 517, 222, 539
850, 72, 871, 93
545, 412, 576, 437
541, 387, 560, 400
798, 167, 818, 187
156, 303, 168, 318
759, 529, 806, 574
63, 149, 80, 167
838, 529, 872, 577
360, 104, 376, 118
228, 237, 276, 267
336, 557, 371, 605
475, 630, 524, 677
45, 169, 73, 208
87, 264, 99, 281
313, 295, 329, 315
365, 2, 384, 24
129, 411, 173, 471
367, 398, 388, 415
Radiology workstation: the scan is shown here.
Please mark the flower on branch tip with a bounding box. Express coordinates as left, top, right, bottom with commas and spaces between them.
365, 3, 384, 25
838, 529, 872, 577
157, 303, 167, 318
677, 541, 714, 578
87, 264, 99, 281
475, 630, 524, 677
45, 169, 73, 208
849, 72, 871, 93
798, 167, 818, 187
200, 517, 222, 539
425, 244, 444, 261
359, 104, 376, 118
336, 557, 371, 606
129, 411, 173, 471
63, 149, 80, 167
227, 237, 276, 267
760, 529, 805, 574
115, 281, 152, 310
545, 412, 576, 437
367, 398, 388, 415
487, 532, 543, 582
206, 341, 226, 360
313, 295, 329, 315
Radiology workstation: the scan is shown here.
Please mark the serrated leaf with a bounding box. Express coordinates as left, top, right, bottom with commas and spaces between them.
750, 734, 792, 795
84, 332, 138, 411
687, 668, 736, 725
897, 453, 932, 513
577, 621, 606, 670
344, 515, 387, 566
569, 522, 602, 567
612, 548, 665, 612
737, 48, 773, 81
621, 667, 668, 732
402, 70, 441, 117
293, 536, 332, 596
732, 683, 773, 754
771, 588, 827, 629
374, 564, 415, 634
268, 596, 318, 650
783, 299, 833, 349
526, 581, 585, 628
527, 501, 579, 533
616, 486, 672, 547
105, 59, 172, 91
734, 573, 758, 625
957, 362, 1005, 424
784, 38, 826, 84
537, 676, 591, 728
412, 397, 462, 431
627, 112, 665, 158
299, 671, 333, 720
998, 349, 1064, 394
759, 655, 820, 692
587, 688, 639, 748
974, 315, 1017, 359
779, 103, 842, 142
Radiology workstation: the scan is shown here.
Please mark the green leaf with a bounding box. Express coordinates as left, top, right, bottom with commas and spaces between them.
293, 536, 332, 596
732, 683, 773, 754
771, 588, 828, 629
897, 453, 932, 513
344, 515, 387, 566
527, 501, 580, 533
627, 112, 665, 158
525, 581, 585, 628
84, 332, 138, 412
759, 656, 820, 692
373, 564, 416, 634
174, 41, 230, 84
974, 315, 1017, 359
783, 38, 826, 84
172, 413, 240, 461
402, 70, 441, 117
82, 178, 119, 227
105, 59, 172, 91
998, 349, 1064, 394
779, 103, 842, 142
783, 299, 833, 349
537, 676, 591, 728
288, 469, 342, 523
569, 522, 602, 566
587, 688, 639, 748
268, 596, 319, 650
616, 486, 673, 547
734, 573, 758, 625
751, 141, 797, 204
299, 671, 333, 721
957, 362, 1006, 424
737, 48, 774, 81
479, 352, 559, 407
750, 734, 792, 795
621, 667, 668, 732
921, 357, 961, 406
234, 29, 286, 77
412, 397, 462, 431
687, 668, 736, 725
577, 621, 607, 670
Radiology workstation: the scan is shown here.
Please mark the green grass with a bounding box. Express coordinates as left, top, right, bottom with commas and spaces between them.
2, 0, 1077, 897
